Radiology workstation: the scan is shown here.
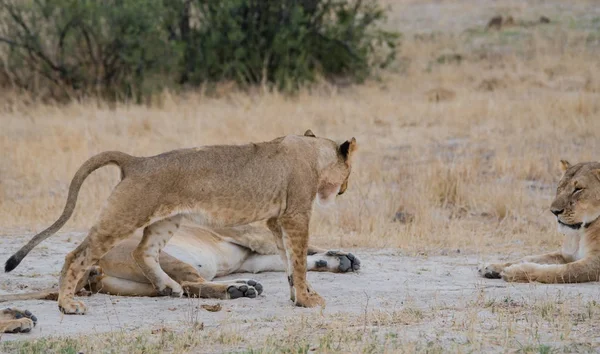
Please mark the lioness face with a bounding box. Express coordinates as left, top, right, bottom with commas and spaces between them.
336, 138, 357, 195
309, 130, 357, 206
551, 160, 600, 234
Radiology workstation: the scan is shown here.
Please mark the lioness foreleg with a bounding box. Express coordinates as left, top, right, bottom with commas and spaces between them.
160, 251, 262, 299
479, 252, 568, 279
501, 257, 600, 283
267, 218, 294, 300
132, 216, 184, 297
278, 213, 325, 308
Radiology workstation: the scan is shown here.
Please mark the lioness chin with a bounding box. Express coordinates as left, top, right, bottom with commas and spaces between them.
479, 160, 600, 283
5, 130, 357, 315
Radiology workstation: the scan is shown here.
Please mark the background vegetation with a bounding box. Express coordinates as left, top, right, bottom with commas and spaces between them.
0, 0, 398, 101
2, 0, 600, 352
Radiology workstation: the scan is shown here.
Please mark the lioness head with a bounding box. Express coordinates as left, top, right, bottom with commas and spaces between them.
303, 130, 357, 206
551, 160, 600, 234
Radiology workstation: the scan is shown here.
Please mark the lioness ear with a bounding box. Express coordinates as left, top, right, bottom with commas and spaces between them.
339, 137, 357, 161
304, 129, 316, 137
560, 159, 571, 173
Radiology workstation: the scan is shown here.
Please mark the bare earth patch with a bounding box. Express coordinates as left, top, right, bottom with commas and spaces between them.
2, 0, 600, 352
1, 232, 600, 352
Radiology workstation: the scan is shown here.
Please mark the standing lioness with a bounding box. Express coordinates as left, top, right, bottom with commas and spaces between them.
5, 130, 357, 314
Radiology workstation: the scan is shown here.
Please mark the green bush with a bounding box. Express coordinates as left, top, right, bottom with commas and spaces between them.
0, 0, 398, 101
0, 0, 181, 101
183, 0, 398, 91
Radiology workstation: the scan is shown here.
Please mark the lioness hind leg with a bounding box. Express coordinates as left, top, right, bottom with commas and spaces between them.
181, 281, 260, 299
159, 251, 261, 300
58, 218, 141, 314
86, 273, 260, 299
132, 215, 184, 297
238, 251, 360, 274
84, 264, 259, 299
308, 250, 361, 273
87, 275, 160, 297
212, 279, 264, 296
0, 308, 37, 333
57, 178, 161, 314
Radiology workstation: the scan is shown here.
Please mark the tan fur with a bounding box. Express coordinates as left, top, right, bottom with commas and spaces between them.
5, 131, 357, 314
0, 308, 36, 333
480, 161, 600, 283
1, 222, 361, 303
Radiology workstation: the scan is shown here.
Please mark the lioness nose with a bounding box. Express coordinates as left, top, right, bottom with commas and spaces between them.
551, 208, 564, 216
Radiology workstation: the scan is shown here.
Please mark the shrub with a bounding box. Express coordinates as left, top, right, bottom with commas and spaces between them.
0, 0, 181, 101
182, 0, 399, 91
0, 0, 398, 101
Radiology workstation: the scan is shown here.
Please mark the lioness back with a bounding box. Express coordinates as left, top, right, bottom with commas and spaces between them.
119, 136, 326, 226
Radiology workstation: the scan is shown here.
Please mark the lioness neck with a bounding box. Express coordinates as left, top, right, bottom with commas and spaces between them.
280, 135, 340, 174
584, 221, 600, 246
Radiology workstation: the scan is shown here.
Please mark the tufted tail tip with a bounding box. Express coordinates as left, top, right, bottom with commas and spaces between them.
5, 254, 22, 272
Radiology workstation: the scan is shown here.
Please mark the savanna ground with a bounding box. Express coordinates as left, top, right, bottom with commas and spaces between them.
1, 0, 600, 352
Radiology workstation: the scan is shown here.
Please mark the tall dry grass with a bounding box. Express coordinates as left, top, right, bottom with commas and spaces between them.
1, 0, 599, 258
2, 2, 600, 353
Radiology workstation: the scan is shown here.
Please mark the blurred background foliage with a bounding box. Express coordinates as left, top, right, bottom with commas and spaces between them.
0, 0, 398, 102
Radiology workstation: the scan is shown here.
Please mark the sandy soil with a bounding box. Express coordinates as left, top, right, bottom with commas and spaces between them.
1, 231, 599, 346
2, 1, 600, 351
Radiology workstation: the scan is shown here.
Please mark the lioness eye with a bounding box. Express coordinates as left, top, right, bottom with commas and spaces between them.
573, 187, 583, 194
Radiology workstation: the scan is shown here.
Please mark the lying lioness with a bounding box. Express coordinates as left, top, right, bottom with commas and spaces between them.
1, 222, 360, 333
5, 130, 357, 314
480, 160, 600, 283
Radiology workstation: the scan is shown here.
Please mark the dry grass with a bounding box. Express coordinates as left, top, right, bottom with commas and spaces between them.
3, 294, 600, 353
2, 0, 600, 352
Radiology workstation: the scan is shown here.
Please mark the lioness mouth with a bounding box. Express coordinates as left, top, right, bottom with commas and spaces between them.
558, 220, 582, 230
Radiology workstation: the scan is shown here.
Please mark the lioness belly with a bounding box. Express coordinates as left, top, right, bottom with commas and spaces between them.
180, 208, 278, 229
164, 233, 251, 280
99, 228, 252, 283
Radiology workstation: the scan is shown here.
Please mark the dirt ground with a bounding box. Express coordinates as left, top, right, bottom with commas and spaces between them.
2, 0, 600, 352
2, 231, 600, 353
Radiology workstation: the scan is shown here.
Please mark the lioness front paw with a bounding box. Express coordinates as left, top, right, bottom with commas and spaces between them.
501, 263, 539, 283
478, 263, 507, 279
229, 279, 263, 295
2, 308, 37, 333
295, 291, 325, 308
312, 251, 361, 273
157, 281, 184, 298
5, 318, 35, 334
227, 284, 258, 299
58, 299, 87, 315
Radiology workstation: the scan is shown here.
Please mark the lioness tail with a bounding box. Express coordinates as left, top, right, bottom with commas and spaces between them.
4, 151, 133, 272
0, 289, 58, 302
